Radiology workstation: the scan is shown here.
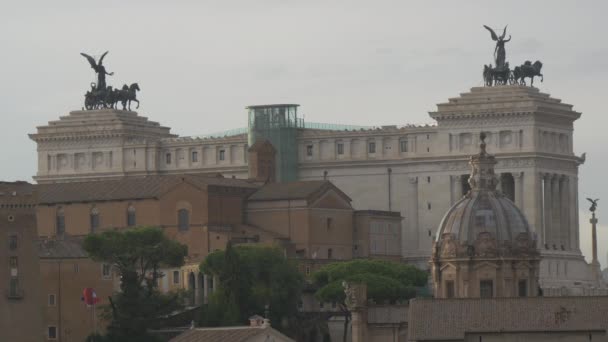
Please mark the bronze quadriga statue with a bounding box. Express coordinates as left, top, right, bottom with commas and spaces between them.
481, 25, 544, 87
81, 51, 140, 110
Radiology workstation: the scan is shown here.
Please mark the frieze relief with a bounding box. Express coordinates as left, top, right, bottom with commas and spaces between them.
436, 114, 534, 128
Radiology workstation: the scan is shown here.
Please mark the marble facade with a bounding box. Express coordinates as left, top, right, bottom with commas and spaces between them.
29, 85, 598, 293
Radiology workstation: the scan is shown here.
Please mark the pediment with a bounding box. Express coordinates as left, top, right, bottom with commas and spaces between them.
310, 189, 352, 210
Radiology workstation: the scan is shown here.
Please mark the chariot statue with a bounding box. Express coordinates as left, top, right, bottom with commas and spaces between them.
481, 26, 544, 87
80, 51, 140, 110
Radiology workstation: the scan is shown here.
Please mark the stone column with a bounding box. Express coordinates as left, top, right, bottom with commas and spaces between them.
570, 176, 580, 251
590, 213, 602, 285
542, 173, 552, 248
343, 138, 352, 159
559, 176, 570, 250
344, 283, 367, 342
406, 176, 419, 256
551, 175, 561, 249
513, 172, 524, 209
450, 175, 461, 205
203, 274, 209, 304
193, 271, 200, 305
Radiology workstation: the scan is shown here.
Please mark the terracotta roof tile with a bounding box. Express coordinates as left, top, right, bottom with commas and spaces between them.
248, 180, 350, 202
169, 326, 294, 342
37, 175, 258, 204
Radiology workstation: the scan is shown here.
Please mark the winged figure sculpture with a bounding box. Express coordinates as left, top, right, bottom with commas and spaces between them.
80, 51, 113, 91
587, 198, 599, 213
483, 25, 511, 69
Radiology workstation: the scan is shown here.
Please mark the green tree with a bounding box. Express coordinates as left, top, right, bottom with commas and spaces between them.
83, 227, 188, 342
199, 245, 303, 332
312, 259, 427, 342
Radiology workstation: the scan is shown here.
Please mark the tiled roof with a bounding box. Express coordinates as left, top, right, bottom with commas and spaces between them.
38, 236, 88, 259
169, 326, 294, 342
37, 174, 258, 204
408, 296, 608, 341
248, 180, 351, 202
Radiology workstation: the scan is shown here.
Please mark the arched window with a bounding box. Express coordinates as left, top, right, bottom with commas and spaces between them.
90, 206, 100, 233
56, 207, 65, 236
178, 209, 189, 231
127, 205, 136, 227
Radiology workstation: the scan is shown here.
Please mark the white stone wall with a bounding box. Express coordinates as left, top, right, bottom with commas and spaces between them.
31, 87, 598, 292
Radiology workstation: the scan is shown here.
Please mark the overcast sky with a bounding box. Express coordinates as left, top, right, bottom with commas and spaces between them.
1, 0, 606, 265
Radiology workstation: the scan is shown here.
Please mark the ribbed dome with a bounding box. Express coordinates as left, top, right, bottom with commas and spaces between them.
437, 190, 531, 244
434, 133, 537, 259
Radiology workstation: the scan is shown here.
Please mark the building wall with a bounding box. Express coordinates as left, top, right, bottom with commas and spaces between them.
30, 87, 595, 293
37, 199, 161, 237
464, 331, 608, 342
40, 257, 114, 342
0, 183, 44, 342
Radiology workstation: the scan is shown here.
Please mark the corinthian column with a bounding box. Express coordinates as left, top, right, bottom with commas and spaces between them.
513, 172, 524, 209
570, 175, 580, 251
550, 174, 561, 249
542, 173, 552, 248
559, 176, 570, 250
406, 176, 419, 256
450, 175, 461, 205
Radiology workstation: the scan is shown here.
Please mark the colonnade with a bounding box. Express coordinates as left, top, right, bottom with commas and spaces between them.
541, 173, 579, 252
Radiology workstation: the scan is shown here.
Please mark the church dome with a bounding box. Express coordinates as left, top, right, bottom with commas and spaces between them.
434, 134, 537, 259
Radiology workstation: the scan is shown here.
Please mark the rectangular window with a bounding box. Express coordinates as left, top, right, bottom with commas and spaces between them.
8, 234, 17, 250
173, 270, 180, 284
326, 218, 333, 230
327, 248, 333, 259
306, 145, 313, 156
219, 150, 225, 161
48, 326, 57, 339
191, 151, 198, 162
165, 153, 171, 164
518, 279, 528, 297
337, 143, 344, 155
400, 140, 408, 152
9, 256, 18, 268
73, 263, 79, 273
427, 176, 431, 183
368, 142, 376, 154
56, 215, 65, 236
445, 281, 455, 298
48, 294, 56, 306
480, 280, 493, 298
305, 266, 311, 276
102, 264, 112, 279
319, 302, 324, 309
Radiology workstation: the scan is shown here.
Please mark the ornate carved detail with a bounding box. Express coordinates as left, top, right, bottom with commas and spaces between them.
343, 282, 367, 311
474, 232, 498, 258
440, 233, 458, 258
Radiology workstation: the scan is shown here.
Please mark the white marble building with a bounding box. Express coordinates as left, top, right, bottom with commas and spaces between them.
30, 85, 599, 293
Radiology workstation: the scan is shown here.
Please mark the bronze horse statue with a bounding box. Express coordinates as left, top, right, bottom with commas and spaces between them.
513, 61, 543, 86
116, 83, 140, 111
